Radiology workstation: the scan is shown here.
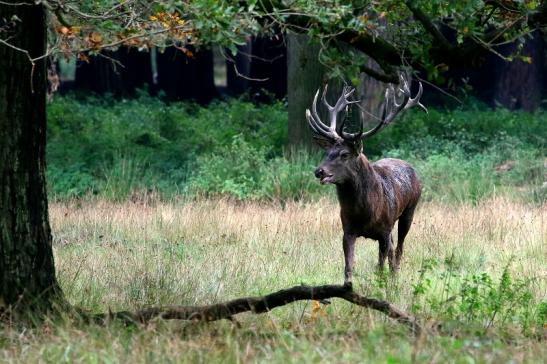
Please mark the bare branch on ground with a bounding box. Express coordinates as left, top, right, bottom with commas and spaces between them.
90, 284, 426, 336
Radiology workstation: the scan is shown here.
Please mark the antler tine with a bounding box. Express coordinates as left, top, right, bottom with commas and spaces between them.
321, 85, 340, 133
306, 88, 342, 142
310, 89, 331, 134
326, 85, 359, 135
321, 84, 335, 112
361, 73, 426, 140
403, 81, 427, 112
384, 78, 410, 123
306, 109, 322, 135
307, 110, 331, 138
336, 85, 362, 141
307, 85, 362, 143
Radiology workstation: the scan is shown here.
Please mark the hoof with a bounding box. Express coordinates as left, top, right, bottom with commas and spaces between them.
343, 281, 353, 290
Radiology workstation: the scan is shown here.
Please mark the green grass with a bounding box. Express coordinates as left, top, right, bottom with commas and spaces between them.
1, 198, 545, 362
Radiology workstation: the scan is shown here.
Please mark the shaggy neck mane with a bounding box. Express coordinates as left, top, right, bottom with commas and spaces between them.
335, 154, 380, 210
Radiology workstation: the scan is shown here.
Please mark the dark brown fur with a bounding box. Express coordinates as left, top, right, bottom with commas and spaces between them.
307, 75, 425, 286
314, 140, 421, 285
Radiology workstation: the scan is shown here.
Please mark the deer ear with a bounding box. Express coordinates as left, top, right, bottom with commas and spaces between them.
312, 135, 333, 150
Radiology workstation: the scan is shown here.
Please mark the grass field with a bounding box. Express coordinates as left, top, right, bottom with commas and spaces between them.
1, 197, 545, 363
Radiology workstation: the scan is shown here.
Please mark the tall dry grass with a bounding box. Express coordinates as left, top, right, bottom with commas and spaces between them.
1, 198, 545, 363
50, 198, 545, 309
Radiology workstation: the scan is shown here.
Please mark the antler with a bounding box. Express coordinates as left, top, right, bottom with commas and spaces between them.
306, 73, 426, 143
306, 85, 360, 143
361, 73, 427, 139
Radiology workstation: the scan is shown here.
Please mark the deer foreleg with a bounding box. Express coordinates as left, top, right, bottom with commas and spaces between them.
343, 234, 356, 287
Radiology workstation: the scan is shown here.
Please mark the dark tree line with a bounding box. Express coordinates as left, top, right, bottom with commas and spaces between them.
67, 31, 547, 113
68, 36, 288, 104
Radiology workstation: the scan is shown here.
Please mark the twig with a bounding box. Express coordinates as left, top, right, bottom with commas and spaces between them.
222, 48, 270, 82
0, 1, 33, 5
414, 75, 463, 105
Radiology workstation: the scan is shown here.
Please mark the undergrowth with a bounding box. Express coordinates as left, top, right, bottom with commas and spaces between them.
47, 95, 546, 203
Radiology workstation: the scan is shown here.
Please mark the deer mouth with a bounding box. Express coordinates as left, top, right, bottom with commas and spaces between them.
320, 174, 334, 185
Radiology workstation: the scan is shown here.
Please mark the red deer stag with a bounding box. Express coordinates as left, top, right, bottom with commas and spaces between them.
306, 74, 426, 287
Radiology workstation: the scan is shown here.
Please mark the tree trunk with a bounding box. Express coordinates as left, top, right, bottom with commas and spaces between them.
434, 29, 545, 110
226, 40, 252, 96
116, 47, 153, 95
0, 3, 60, 313
74, 51, 124, 95
287, 33, 326, 149
248, 35, 287, 101
156, 46, 218, 104
491, 30, 545, 111
74, 47, 153, 97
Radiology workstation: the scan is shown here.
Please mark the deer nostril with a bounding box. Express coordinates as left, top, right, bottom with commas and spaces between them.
314, 167, 324, 179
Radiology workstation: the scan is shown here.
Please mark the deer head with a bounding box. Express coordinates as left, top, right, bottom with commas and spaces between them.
307, 74, 426, 185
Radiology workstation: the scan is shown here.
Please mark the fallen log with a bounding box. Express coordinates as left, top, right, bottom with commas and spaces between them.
95, 284, 425, 335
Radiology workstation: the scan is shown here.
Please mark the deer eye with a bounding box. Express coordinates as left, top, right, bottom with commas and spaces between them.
340, 151, 350, 159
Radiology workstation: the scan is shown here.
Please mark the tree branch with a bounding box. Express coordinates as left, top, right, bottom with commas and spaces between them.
484, 0, 521, 14
90, 284, 425, 336
336, 30, 403, 67
359, 63, 398, 83
256, 0, 404, 68
405, 1, 454, 52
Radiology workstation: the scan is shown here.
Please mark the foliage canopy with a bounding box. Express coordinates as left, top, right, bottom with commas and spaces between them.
2, 1, 545, 83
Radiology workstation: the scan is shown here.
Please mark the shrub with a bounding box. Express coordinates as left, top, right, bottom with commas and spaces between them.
410, 258, 544, 335
364, 106, 545, 158
260, 149, 326, 202
185, 136, 326, 201
185, 135, 268, 200
46, 95, 287, 199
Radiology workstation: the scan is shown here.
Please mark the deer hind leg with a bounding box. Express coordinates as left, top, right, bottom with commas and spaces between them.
395, 205, 417, 270
343, 234, 357, 287
378, 234, 395, 273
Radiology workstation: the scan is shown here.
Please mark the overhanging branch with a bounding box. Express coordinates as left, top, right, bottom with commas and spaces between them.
359, 63, 398, 83
255, 0, 404, 69
405, 1, 454, 52
91, 284, 425, 336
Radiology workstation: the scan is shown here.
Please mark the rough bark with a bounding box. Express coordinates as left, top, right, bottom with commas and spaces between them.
0, 3, 60, 313
287, 33, 326, 149
94, 284, 425, 336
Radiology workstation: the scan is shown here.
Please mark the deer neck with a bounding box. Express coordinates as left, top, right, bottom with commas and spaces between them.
335, 154, 380, 210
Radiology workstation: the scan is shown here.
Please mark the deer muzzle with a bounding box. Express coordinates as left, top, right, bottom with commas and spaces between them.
314, 167, 334, 185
